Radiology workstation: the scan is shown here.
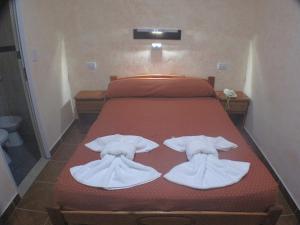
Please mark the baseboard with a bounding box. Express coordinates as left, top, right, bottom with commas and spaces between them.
243, 127, 300, 220
0, 194, 20, 223
49, 118, 75, 157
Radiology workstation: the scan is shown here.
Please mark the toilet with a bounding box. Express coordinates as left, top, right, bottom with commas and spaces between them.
0, 129, 11, 164
0, 116, 23, 147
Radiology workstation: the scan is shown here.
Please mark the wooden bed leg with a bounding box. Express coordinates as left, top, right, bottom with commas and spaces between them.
110, 75, 118, 81
262, 205, 283, 225
47, 207, 67, 225
208, 76, 215, 88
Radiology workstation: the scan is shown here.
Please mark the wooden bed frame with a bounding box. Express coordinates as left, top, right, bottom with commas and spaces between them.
47, 75, 282, 225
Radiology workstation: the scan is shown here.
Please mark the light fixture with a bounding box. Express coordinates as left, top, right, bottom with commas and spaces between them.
151, 43, 162, 49
151, 30, 163, 35
133, 28, 181, 40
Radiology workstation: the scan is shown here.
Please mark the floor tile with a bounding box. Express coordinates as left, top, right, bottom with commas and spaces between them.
6, 209, 48, 225
17, 182, 56, 212
44, 218, 52, 225
6, 143, 39, 185
71, 117, 97, 133
52, 143, 77, 161
277, 215, 299, 225
36, 160, 66, 183
277, 191, 295, 215
61, 129, 85, 145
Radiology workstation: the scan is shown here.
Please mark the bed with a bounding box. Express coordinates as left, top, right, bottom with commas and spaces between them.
48, 75, 282, 225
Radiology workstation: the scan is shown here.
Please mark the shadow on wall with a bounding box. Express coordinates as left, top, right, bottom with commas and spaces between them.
243, 37, 265, 134
149, 43, 189, 74
59, 38, 75, 132
151, 48, 162, 63
50, 35, 75, 136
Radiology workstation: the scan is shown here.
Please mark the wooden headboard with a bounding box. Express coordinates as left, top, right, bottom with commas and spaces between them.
110, 75, 215, 88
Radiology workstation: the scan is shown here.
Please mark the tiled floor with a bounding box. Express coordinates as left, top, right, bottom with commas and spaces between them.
4, 118, 300, 225
6, 137, 41, 185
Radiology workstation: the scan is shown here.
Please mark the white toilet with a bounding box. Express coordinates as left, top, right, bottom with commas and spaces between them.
0, 129, 11, 164
0, 116, 23, 147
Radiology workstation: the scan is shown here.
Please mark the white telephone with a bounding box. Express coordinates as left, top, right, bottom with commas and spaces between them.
223, 89, 237, 98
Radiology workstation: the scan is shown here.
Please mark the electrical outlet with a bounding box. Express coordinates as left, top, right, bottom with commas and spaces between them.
217, 63, 228, 71
87, 62, 97, 71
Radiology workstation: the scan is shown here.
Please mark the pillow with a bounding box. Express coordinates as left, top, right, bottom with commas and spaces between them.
106, 77, 215, 98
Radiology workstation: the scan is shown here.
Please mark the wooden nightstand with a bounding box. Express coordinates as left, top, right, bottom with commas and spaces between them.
216, 91, 250, 127
75, 90, 106, 115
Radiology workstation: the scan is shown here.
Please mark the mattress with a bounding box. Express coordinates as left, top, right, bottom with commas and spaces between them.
55, 97, 278, 212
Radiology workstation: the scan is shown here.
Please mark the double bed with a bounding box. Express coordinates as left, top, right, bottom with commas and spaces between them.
49, 75, 282, 225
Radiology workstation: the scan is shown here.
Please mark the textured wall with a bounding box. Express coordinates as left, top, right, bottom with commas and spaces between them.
16, 0, 75, 151
17, 0, 257, 152
64, 0, 257, 95
245, 0, 300, 208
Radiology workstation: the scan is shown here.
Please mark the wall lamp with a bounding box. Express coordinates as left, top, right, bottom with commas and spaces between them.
151, 43, 162, 49
133, 28, 181, 40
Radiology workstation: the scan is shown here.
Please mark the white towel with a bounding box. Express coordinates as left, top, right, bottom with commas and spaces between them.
163, 136, 250, 189
85, 134, 159, 153
101, 141, 136, 160
70, 135, 161, 190
70, 155, 161, 190
164, 136, 238, 153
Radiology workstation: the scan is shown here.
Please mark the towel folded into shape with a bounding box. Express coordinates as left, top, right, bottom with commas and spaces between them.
163, 136, 250, 189
70, 135, 161, 190
85, 134, 159, 153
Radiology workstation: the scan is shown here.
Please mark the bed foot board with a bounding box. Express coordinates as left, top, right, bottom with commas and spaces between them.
47, 204, 282, 225
47, 207, 66, 225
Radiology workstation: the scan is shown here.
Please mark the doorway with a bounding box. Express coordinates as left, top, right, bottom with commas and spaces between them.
0, 0, 45, 186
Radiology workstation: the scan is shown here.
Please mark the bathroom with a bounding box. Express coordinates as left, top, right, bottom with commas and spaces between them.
0, 1, 42, 186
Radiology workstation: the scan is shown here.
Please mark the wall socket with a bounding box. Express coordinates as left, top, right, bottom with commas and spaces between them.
217, 63, 228, 71
86, 62, 97, 71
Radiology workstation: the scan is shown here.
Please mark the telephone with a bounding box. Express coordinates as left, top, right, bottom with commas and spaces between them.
223, 89, 237, 98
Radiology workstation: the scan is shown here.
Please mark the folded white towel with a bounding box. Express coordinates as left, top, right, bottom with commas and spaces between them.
85, 134, 159, 153
164, 135, 237, 153
101, 141, 136, 160
163, 136, 250, 189
164, 154, 250, 189
70, 155, 161, 190
70, 135, 161, 190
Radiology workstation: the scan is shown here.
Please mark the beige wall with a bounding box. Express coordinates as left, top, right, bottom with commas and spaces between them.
245, 0, 300, 207
64, 0, 257, 94
16, 0, 257, 153
16, 0, 75, 152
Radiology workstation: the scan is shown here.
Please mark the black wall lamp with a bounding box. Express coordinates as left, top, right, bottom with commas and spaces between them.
133, 28, 181, 40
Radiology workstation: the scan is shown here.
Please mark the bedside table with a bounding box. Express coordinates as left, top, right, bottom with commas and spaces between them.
216, 91, 250, 127
75, 90, 106, 115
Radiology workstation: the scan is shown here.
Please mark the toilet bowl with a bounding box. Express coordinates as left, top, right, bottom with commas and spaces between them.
0, 129, 11, 164
0, 116, 23, 147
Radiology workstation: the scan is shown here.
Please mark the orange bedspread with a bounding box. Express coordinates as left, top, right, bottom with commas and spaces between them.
55, 97, 278, 212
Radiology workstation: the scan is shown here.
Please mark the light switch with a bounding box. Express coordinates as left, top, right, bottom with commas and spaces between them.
217, 63, 228, 71
86, 62, 97, 71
